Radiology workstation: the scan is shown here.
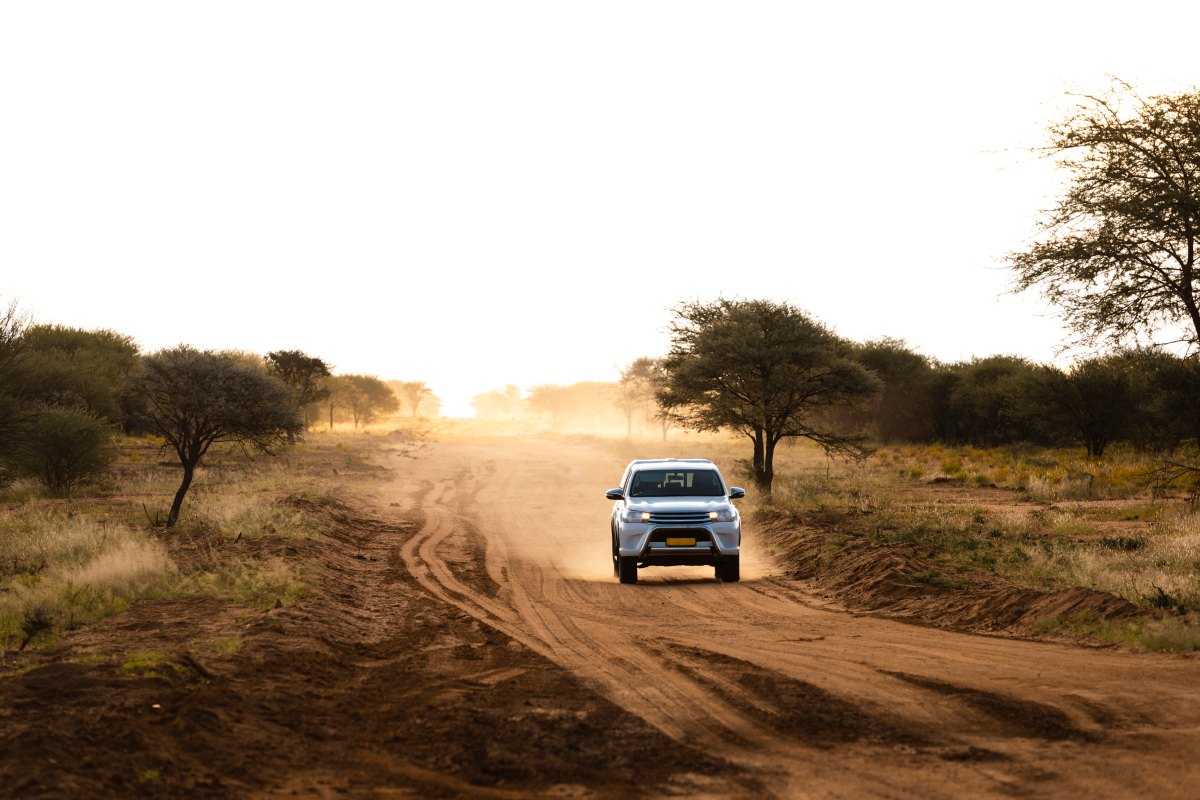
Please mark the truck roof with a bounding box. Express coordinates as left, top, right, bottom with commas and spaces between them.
626, 458, 716, 471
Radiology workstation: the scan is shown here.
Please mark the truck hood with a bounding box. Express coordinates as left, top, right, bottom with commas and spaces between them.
626, 497, 733, 513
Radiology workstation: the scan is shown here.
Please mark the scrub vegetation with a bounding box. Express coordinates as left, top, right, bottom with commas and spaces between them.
0, 300, 431, 652
752, 440, 1200, 651
0, 427, 396, 652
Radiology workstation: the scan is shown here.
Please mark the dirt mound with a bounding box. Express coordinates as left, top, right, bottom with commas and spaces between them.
759, 517, 1138, 635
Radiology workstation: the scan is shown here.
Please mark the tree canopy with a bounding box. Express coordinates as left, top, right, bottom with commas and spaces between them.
613, 357, 659, 437
20, 324, 140, 425
1011, 80, 1200, 349
1027, 357, 1132, 458
849, 338, 936, 443
265, 349, 331, 430
471, 385, 524, 420
393, 380, 433, 417
265, 349, 331, 406
657, 299, 880, 493
134, 346, 303, 526
327, 374, 398, 429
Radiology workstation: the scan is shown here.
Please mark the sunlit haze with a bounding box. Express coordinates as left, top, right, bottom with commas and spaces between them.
3, 2, 1198, 416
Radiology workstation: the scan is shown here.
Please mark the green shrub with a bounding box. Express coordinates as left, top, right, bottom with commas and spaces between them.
13, 405, 114, 494
1099, 535, 1147, 552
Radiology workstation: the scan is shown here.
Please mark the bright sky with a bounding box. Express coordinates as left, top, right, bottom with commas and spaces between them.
2, 2, 1197, 416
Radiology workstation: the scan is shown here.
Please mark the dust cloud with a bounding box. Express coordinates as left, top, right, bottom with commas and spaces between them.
446, 425, 777, 586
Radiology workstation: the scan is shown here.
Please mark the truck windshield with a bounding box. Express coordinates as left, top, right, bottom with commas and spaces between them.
629, 469, 724, 497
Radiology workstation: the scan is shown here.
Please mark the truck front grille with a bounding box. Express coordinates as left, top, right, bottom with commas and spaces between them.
648, 511, 711, 525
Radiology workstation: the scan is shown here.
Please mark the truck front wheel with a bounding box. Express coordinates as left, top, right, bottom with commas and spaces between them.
618, 556, 639, 584
716, 556, 740, 583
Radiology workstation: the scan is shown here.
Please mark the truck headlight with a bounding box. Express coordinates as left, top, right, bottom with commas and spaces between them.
622, 508, 651, 523
709, 508, 737, 522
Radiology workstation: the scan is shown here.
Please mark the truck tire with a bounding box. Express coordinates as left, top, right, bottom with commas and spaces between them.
716, 556, 740, 583
618, 556, 639, 584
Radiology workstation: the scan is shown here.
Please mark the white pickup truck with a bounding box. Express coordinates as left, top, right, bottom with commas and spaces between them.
605, 458, 744, 584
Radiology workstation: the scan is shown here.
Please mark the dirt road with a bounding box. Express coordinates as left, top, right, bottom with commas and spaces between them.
394, 436, 1200, 798
5, 434, 1200, 798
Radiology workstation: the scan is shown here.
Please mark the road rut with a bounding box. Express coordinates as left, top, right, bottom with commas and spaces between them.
389, 436, 1200, 798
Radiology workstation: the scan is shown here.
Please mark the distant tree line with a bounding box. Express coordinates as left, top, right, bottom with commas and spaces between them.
632, 306, 1200, 493
473, 304, 1200, 490
472, 382, 632, 431
0, 306, 436, 524
839, 341, 1200, 459
641, 300, 1200, 493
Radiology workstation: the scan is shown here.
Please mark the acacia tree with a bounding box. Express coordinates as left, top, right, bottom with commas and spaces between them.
134, 346, 303, 526
1026, 358, 1132, 458
1120, 349, 1200, 450
265, 349, 331, 430
941, 356, 1043, 447
471, 385, 524, 419
326, 375, 349, 430
658, 299, 880, 494
1011, 81, 1200, 349
613, 357, 658, 437
355, 376, 399, 426
644, 358, 674, 441
528, 384, 570, 426
327, 374, 398, 429
395, 380, 433, 417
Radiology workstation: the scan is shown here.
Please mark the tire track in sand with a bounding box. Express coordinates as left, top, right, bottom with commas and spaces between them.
389, 438, 1200, 800
395, 459, 941, 798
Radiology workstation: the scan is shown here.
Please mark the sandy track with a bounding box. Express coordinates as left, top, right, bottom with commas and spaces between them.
389, 436, 1200, 798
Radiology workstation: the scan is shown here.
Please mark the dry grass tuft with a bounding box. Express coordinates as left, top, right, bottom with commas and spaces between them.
0, 509, 177, 649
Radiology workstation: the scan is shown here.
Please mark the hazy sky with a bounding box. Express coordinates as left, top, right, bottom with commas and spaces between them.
3, 2, 1197, 416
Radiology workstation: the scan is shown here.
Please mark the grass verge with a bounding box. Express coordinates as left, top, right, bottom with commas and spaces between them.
0, 429, 394, 652
608, 432, 1200, 651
